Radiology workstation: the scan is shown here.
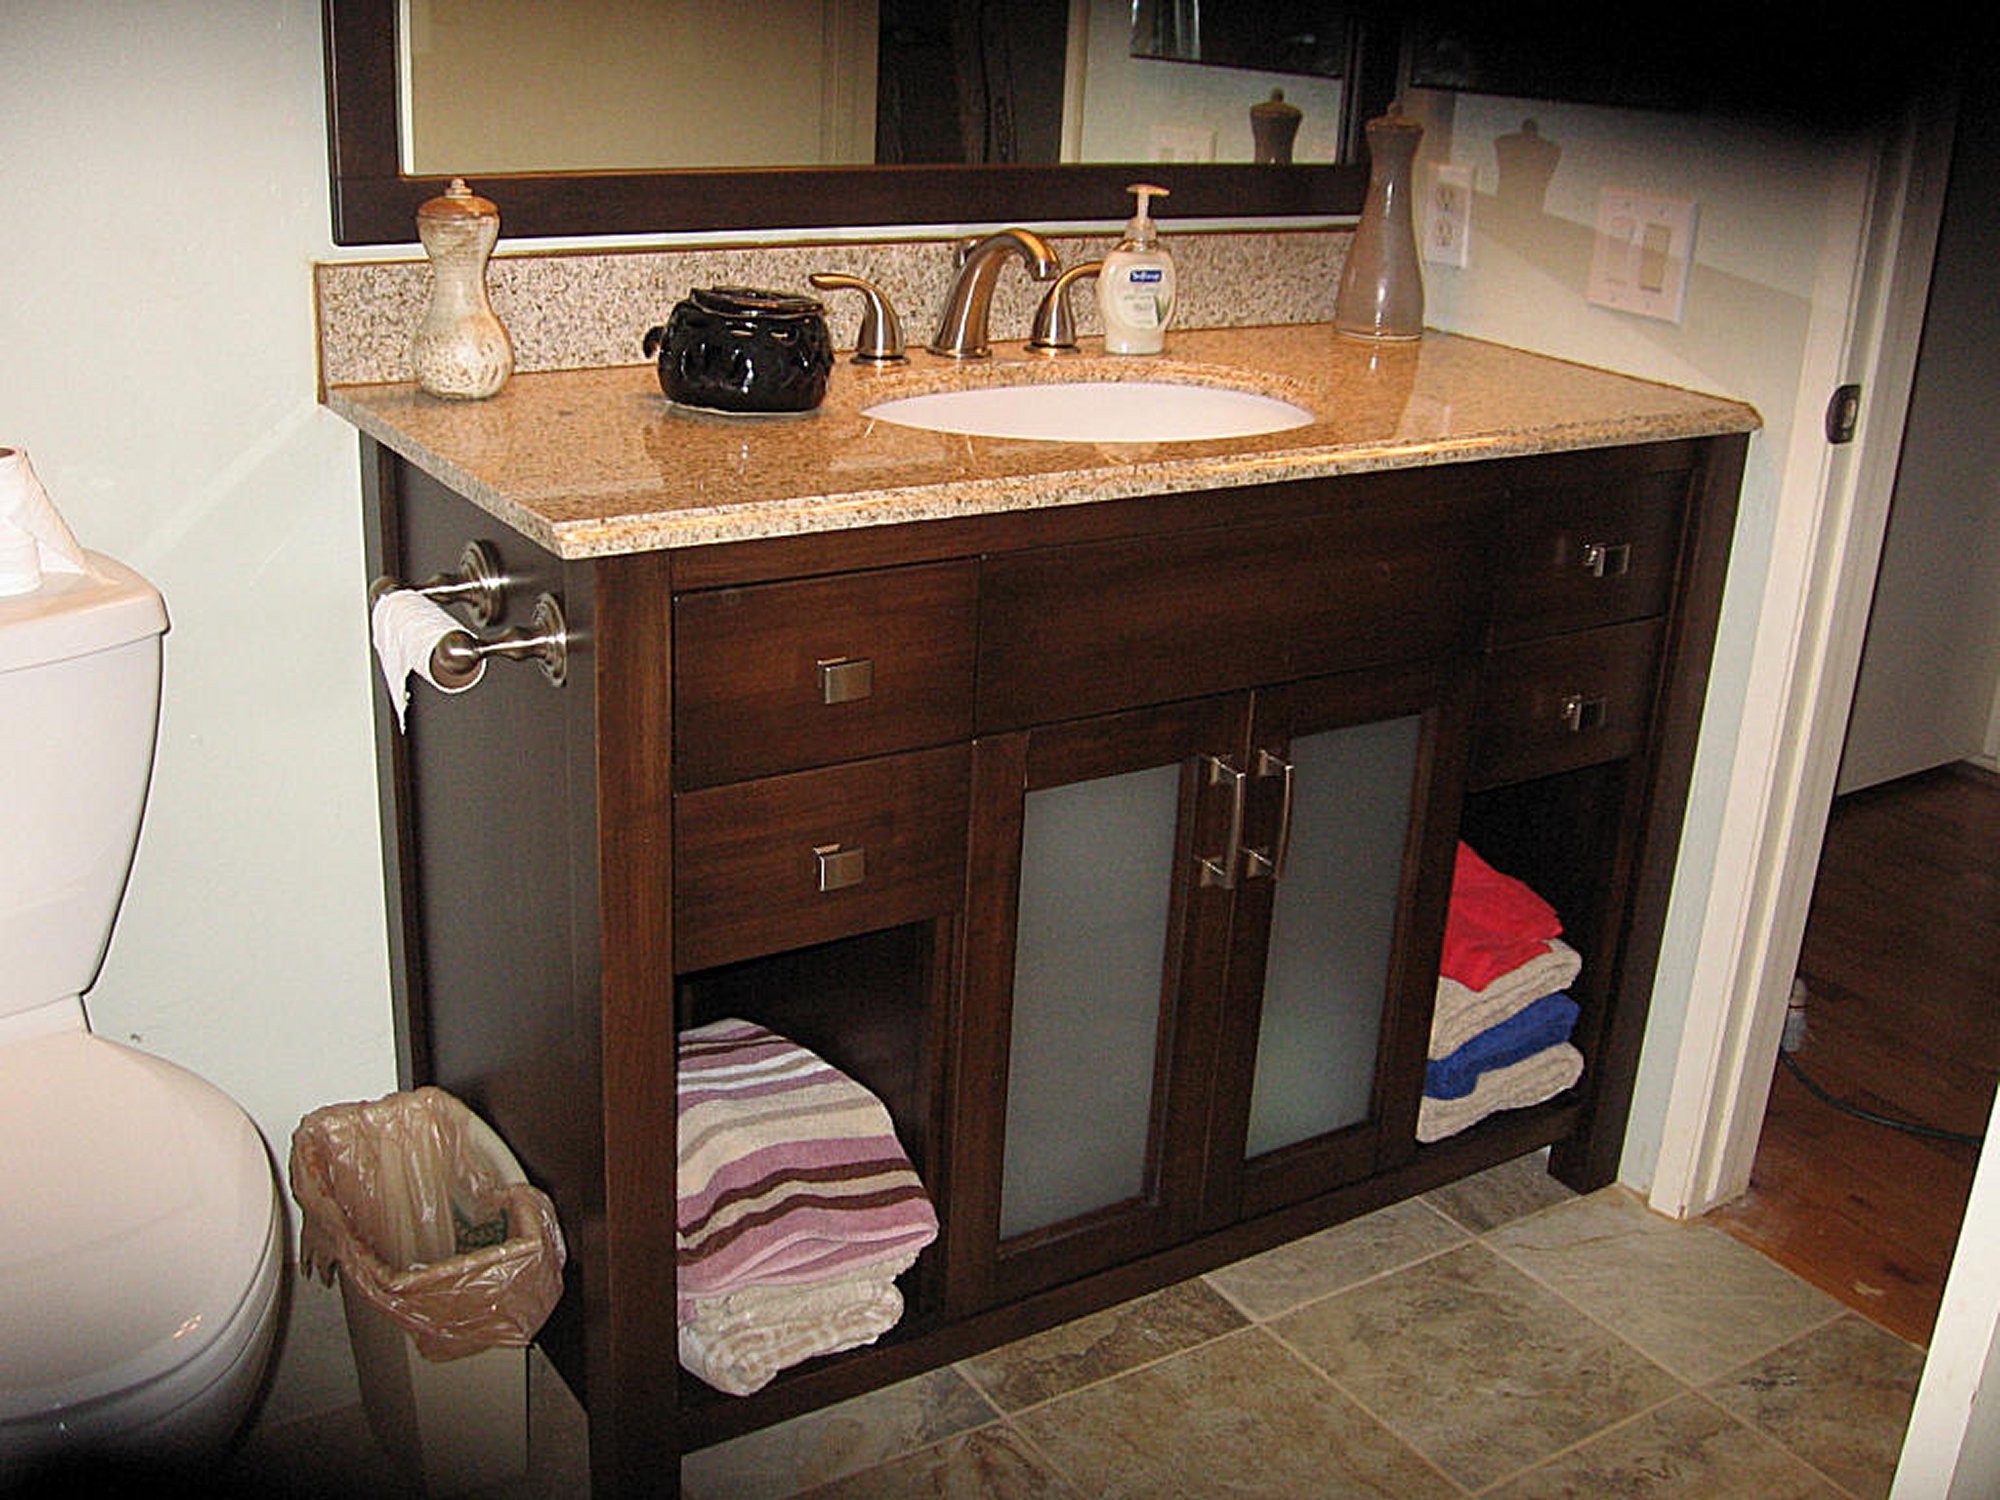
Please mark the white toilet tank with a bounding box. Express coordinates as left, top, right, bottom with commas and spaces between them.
0, 553, 168, 1024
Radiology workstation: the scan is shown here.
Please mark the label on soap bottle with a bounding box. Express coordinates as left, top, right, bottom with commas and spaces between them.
1113, 266, 1167, 328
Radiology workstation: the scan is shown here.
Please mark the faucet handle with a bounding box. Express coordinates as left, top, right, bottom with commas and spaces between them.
1028, 261, 1103, 353
808, 272, 907, 364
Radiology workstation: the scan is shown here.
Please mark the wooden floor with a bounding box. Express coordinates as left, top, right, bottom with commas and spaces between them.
1710, 760, 2000, 1346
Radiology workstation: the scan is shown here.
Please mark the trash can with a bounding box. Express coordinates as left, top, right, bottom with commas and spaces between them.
289, 1087, 565, 1495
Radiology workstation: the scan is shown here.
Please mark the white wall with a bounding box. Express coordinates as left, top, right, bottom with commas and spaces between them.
0, 5, 396, 1155
1405, 89, 1887, 1187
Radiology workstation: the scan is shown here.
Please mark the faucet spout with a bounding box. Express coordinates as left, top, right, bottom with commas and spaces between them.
929, 227, 1061, 359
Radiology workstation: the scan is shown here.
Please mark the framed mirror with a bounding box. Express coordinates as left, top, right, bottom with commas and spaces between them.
322, 0, 1394, 245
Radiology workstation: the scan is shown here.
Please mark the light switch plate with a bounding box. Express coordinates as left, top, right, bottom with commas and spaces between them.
1586, 189, 1698, 322
1424, 164, 1473, 268
1149, 124, 1216, 162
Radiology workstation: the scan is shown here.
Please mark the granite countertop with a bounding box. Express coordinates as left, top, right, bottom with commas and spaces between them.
325, 325, 1760, 559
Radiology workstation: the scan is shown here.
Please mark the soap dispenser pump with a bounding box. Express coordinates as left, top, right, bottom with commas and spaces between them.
1098, 183, 1176, 355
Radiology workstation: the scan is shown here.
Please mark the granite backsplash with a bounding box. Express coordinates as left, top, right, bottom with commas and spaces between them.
315, 228, 1351, 390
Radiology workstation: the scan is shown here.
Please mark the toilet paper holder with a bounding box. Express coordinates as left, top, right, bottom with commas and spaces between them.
371, 540, 569, 688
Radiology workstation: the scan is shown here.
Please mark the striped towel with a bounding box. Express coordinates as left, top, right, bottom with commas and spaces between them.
678, 1019, 937, 1311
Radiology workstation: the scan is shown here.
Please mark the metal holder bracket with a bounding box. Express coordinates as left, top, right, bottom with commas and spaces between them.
432, 591, 570, 689
369, 539, 507, 627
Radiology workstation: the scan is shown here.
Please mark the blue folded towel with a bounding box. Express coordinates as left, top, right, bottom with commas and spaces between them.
1424, 992, 1580, 1101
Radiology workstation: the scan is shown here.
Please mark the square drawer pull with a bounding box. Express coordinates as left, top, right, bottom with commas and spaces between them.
1582, 541, 1632, 578
1561, 694, 1610, 733
817, 656, 875, 704
815, 842, 867, 892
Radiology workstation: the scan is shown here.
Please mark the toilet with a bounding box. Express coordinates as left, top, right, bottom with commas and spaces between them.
0, 552, 283, 1472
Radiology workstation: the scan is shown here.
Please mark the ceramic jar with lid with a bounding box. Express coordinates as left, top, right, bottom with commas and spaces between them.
644, 287, 835, 414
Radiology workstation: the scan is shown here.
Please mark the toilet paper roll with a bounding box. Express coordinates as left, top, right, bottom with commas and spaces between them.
371, 588, 485, 731
0, 447, 88, 597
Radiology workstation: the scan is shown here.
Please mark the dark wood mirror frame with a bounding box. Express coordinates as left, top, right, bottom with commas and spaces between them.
322, 0, 1397, 245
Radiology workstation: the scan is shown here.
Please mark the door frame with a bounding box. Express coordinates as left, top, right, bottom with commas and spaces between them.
1645, 87, 1958, 1221
1629, 77, 1991, 1497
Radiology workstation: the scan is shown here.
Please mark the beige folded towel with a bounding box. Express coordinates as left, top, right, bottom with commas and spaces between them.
1416, 1043, 1584, 1144
1429, 939, 1582, 1060
678, 1254, 919, 1396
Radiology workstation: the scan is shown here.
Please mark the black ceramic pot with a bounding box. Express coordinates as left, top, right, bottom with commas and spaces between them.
643, 286, 834, 414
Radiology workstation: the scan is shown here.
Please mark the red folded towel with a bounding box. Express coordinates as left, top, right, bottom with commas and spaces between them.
1440, 843, 1563, 989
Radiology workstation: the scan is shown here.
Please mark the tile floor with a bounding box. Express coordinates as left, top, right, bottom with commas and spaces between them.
225, 1154, 1927, 1499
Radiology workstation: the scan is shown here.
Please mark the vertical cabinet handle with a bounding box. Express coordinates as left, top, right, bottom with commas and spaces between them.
1197, 755, 1247, 889
1560, 694, 1609, 733
1581, 541, 1631, 578
1242, 748, 1295, 881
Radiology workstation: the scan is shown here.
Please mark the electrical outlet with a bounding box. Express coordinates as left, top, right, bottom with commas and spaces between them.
1425, 164, 1472, 268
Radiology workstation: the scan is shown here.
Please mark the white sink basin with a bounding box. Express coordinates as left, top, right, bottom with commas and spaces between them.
862, 381, 1314, 444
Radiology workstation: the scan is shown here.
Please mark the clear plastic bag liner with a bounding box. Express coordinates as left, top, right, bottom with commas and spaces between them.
289, 1086, 565, 1362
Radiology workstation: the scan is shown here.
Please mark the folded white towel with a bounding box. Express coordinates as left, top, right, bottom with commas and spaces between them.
1429, 939, 1583, 1060
1416, 1042, 1584, 1144
678, 1254, 919, 1396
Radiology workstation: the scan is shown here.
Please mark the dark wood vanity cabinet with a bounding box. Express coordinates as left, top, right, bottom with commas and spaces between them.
361, 430, 1745, 1497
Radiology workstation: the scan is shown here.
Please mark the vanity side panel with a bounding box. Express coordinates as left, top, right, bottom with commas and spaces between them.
593, 547, 684, 1496
367, 453, 613, 1438
359, 439, 426, 1089
1551, 431, 1749, 1188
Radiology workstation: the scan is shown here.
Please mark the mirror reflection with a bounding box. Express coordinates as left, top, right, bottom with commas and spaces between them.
400, 0, 1351, 175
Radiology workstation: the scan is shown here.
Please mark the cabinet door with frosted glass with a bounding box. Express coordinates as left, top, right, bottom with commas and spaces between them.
1200, 658, 1472, 1227
944, 696, 1247, 1312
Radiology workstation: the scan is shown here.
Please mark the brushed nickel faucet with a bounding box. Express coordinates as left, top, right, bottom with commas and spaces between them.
929, 228, 1061, 358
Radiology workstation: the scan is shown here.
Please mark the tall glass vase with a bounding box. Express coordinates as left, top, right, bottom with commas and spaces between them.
1334, 105, 1425, 341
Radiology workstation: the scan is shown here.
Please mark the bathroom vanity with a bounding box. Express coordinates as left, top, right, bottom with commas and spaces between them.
330, 326, 1754, 1497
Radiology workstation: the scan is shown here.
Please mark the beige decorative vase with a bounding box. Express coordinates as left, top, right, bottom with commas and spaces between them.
411, 179, 514, 400
1334, 104, 1425, 342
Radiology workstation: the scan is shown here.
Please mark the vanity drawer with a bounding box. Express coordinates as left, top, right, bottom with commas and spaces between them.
675, 561, 977, 790
1488, 471, 1687, 644
1470, 619, 1663, 787
674, 745, 970, 972
977, 491, 1487, 731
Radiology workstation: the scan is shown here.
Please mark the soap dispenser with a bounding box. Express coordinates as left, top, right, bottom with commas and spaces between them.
1097, 183, 1176, 355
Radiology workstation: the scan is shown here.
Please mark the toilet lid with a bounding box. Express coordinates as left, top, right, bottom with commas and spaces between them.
0, 1031, 277, 1421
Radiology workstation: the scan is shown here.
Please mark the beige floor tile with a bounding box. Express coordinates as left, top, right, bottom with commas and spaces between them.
1421, 1147, 1578, 1235
1706, 1314, 1926, 1500
1486, 1187, 1846, 1384
1275, 1241, 1684, 1491
681, 1366, 997, 1499
796, 1423, 1078, 1499
957, 1278, 1246, 1412
1480, 1393, 1848, 1499
1015, 1327, 1457, 1499
1203, 1197, 1468, 1321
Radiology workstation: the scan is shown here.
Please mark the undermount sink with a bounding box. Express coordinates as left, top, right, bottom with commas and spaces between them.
862, 381, 1314, 444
